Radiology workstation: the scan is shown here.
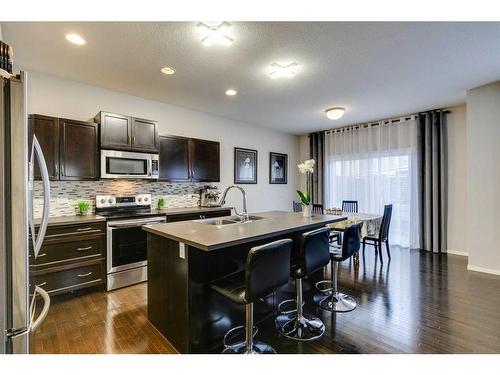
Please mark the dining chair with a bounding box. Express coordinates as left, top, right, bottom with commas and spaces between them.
292, 201, 302, 213
342, 200, 358, 213
312, 204, 324, 214
362, 204, 393, 263
312, 204, 341, 245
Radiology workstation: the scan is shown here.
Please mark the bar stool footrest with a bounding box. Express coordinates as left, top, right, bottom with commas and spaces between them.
223, 325, 258, 349
277, 299, 305, 315
315, 280, 334, 293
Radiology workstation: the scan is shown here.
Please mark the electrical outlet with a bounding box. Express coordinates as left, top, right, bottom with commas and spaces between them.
56, 196, 69, 204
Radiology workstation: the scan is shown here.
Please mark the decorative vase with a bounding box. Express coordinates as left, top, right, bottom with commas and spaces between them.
79, 210, 89, 216
302, 204, 312, 217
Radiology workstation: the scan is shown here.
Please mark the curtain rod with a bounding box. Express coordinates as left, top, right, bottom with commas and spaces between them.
322, 108, 451, 135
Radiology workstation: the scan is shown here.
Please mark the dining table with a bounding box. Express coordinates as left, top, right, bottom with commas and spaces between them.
325, 210, 383, 264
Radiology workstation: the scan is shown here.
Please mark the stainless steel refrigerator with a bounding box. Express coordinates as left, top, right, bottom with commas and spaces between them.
1, 70, 51, 354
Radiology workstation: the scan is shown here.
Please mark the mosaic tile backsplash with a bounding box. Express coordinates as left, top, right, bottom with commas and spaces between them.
32, 180, 208, 218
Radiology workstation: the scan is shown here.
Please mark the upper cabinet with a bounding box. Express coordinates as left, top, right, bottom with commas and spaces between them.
159, 136, 190, 181
189, 138, 220, 182
59, 118, 99, 180
95, 111, 159, 153
29, 114, 99, 181
29, 114, 60, 180
132, 117, 159, 152
159, 136, 220, 182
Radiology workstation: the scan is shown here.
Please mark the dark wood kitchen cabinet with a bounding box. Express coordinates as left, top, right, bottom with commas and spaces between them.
159, 135, 190, 181
59, 118, 99, 180
95, 111, 159, 153
30, 221, 106, 296
29, 114, 99, 181
28, 114, 60, 180
189, 138, 220, 182
159, 135, 220, 182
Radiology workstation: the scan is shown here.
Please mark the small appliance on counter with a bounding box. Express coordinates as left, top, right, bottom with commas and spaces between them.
95, 194, 166, 291
196, 185, 221, 207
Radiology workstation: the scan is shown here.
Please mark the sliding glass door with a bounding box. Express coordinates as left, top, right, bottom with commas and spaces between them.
324, 117, 420, 248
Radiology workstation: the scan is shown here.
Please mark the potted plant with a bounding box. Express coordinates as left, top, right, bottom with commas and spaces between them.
76, 200, 90, 216
297, 159, 315, 217
157, 197, 166, 210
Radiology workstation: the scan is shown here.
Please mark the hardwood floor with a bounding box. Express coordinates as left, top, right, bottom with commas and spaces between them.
30, 248, 500, 354
30, 283, 177, 354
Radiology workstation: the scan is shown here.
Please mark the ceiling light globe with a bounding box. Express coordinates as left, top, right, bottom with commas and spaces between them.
225, 89, 237, 96
65, 33, 86, 45
160, 66, 176, 75
325, 107, 345, 120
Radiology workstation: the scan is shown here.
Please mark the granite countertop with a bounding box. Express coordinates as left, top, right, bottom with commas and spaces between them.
154, 206, 233, 215
143, 210, 347, 251
34, 214, 107, 227
35, 206, 233, 227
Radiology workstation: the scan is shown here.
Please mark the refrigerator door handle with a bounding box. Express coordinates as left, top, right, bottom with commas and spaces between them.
29, 135, 50, 258
29, 286, 50, 332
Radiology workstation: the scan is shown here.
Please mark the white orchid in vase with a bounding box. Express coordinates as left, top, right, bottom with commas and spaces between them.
296, 159, 315, 209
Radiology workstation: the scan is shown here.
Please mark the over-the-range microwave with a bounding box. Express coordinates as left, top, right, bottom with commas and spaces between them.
100, 149, 159, 179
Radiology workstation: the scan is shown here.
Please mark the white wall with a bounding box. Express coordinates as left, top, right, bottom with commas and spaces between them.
446, 105, 468, 256
26, 70, 300, 214
465, 82, 500, 275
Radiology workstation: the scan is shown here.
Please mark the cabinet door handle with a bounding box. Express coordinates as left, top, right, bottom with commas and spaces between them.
76, 227, 92, 232
36, 282, 47, 287
37, 253, 47, 258
127, 135, 131, 144
76, 246, 92, 252
77, 272, 93, 278
132, 136, 136, 144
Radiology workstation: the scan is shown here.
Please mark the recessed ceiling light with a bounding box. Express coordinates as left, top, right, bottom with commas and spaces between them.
65, 33, 86, 45
196, 22, 234, 47
160, 66, 176, 75
225, 89, 237, 96
268, 62, 299, 79
325, 107, 346, 120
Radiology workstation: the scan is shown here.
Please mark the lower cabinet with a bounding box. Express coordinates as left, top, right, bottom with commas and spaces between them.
30, 221, 106, 296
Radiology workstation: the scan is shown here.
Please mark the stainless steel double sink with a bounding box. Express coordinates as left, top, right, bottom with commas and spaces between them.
195, 215, 266, 226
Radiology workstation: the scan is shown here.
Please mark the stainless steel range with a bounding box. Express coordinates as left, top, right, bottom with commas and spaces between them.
95, 194, 166, 291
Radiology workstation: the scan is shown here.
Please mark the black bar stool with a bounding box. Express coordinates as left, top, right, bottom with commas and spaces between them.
314, 223, 362, 312
275, 227, 331, 341
210, 238, 293, 354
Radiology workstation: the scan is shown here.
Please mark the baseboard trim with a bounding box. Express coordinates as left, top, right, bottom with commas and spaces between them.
467, 264, 500, 276
446, 250, 468, 257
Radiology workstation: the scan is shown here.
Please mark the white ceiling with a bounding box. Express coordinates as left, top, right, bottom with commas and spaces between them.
3, 22, 500, 134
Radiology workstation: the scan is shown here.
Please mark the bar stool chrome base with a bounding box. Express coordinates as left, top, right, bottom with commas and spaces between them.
222, 341, 277, 354
275, 313, 325, 341
313, 291, 357, 312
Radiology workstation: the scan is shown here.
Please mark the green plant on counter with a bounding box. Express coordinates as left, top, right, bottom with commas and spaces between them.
157, 197, 166, 209
76, 200, 90, 215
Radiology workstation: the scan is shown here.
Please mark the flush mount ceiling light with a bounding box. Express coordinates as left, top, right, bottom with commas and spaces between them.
225, 89, 237, 96
325, 107, 346, 120
268, 62, 299, 79
65, 33, 86, 45
196, 22, 234, 47
160, 66, 176, 75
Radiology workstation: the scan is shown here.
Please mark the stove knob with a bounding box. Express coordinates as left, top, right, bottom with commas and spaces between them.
100, 198, 105, 204
138, 197, 142, 202
108, 198, 113, 204
144, 197, 149, 202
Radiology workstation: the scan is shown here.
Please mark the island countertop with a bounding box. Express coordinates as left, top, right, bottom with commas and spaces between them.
143, 210, 347, 251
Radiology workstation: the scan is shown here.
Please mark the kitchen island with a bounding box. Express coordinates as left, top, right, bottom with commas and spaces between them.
143, 210, 347, 353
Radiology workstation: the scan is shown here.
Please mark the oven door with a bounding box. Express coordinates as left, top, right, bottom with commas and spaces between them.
101, 149, 157, 179
107, 216, 166, 274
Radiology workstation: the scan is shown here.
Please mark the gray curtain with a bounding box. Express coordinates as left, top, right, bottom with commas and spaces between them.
309, 132, 324, 205
417, 111, 447, 253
